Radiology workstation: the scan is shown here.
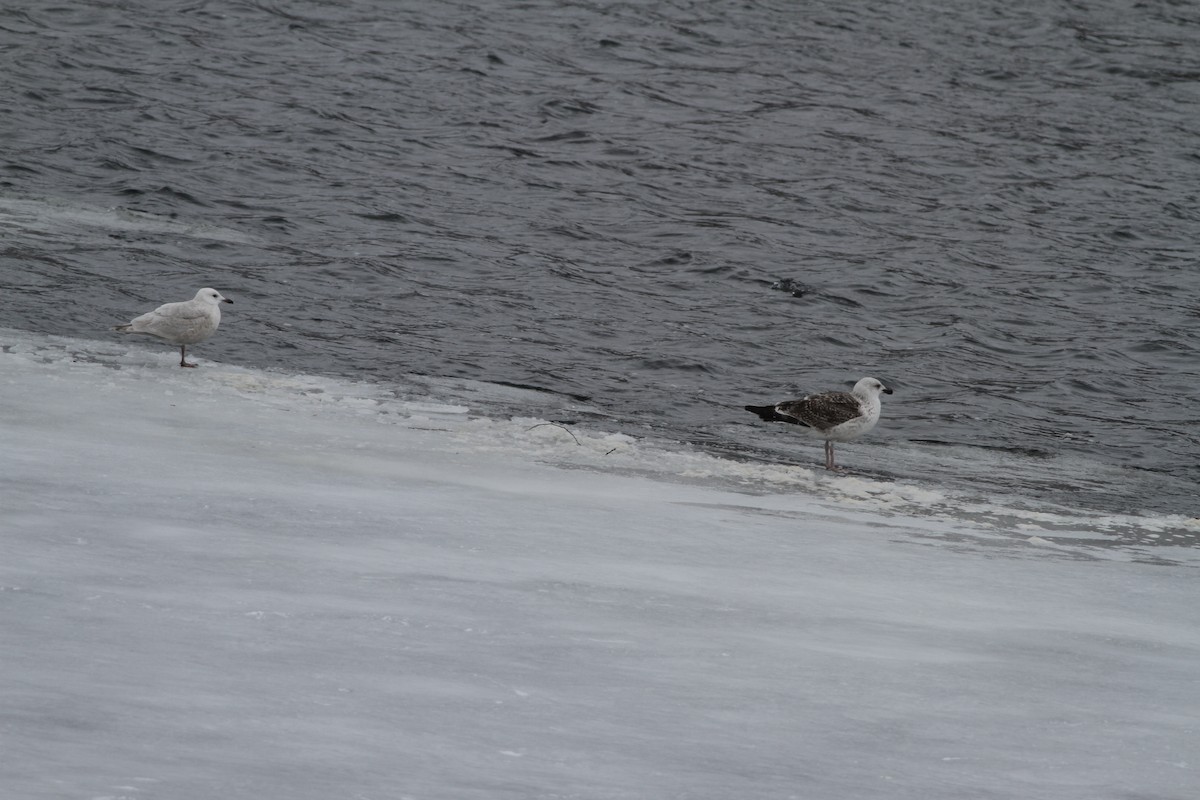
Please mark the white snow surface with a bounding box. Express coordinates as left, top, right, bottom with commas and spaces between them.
3, 331, 1198, 800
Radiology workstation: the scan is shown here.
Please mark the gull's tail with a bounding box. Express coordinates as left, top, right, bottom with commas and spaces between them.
113, 324, 134, 333
745, 404, 804, 426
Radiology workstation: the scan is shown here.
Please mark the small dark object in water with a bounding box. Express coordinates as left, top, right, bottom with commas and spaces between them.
770, 278, 805, 297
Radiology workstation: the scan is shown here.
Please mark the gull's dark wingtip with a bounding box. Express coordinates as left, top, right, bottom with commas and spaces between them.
745, 404, 804, 425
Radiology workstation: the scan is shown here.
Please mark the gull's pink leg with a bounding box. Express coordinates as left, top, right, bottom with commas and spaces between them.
825, 441, 843, 472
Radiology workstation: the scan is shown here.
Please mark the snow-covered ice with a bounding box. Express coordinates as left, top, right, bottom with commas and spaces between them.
2, 330, 1198, 800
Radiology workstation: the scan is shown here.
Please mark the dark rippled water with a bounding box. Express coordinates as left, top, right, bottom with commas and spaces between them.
3, 0, 1198, 516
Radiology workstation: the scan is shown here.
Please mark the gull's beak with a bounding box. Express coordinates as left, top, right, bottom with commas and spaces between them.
223, 297, 234, 304
883, 387, 893, 395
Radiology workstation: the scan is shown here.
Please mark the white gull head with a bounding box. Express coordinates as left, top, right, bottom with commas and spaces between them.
195, 287, 233, 306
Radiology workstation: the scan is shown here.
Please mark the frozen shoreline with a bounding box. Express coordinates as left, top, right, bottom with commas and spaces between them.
3, 331, 1198, 799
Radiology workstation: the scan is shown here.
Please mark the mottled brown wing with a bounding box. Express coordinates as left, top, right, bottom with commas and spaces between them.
775, 391, 862, 432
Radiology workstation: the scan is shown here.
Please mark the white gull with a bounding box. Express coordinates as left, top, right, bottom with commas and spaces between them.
114, 288, 233, 368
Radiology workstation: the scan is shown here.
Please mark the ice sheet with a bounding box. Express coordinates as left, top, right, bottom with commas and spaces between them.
2, 332, 1198, 800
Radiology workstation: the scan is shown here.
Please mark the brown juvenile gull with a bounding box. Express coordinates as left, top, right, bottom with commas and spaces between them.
113, 288, 233, 367
745, 377, 893, 471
